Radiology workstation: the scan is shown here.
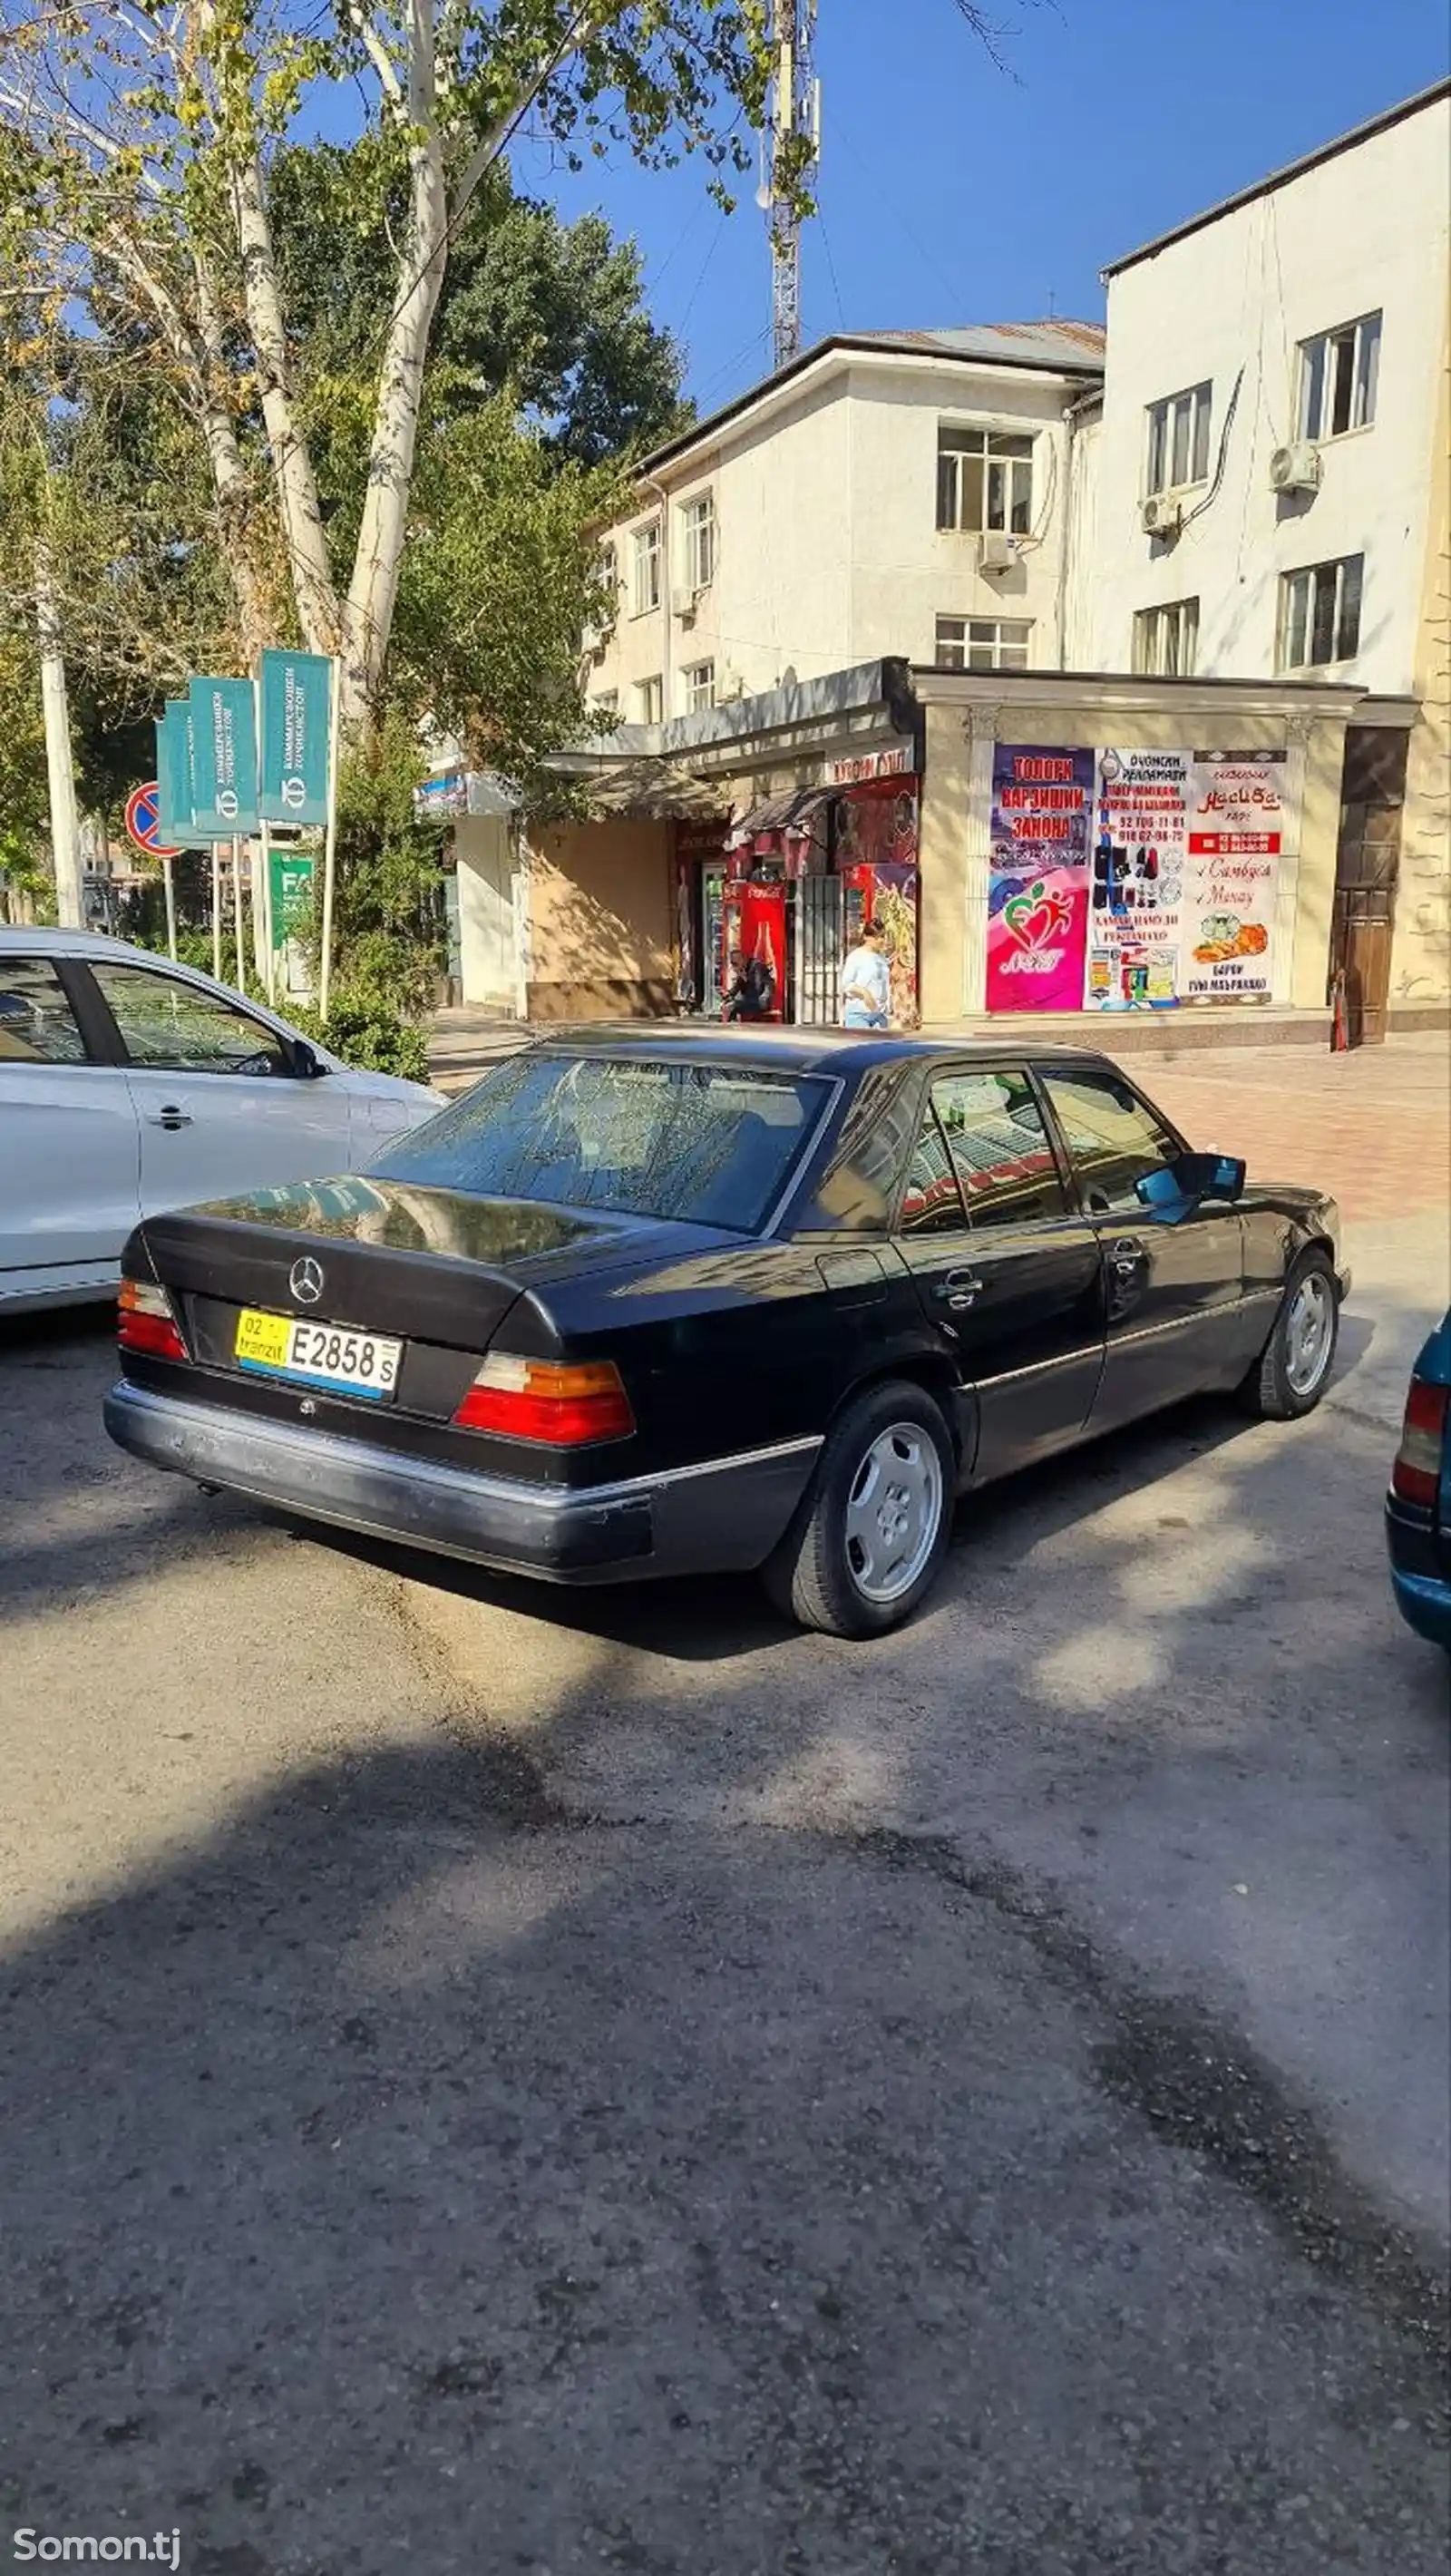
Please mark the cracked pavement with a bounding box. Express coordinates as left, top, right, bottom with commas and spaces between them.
2, 1209, 1447, 2573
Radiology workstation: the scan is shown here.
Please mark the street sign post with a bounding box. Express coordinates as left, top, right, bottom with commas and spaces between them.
190, 676, 259, 836
122, 781, 180, 862
131, 766, 188, 964
268, 847, 316, 997
258, 650, 333, 827
155, 701, 212, 851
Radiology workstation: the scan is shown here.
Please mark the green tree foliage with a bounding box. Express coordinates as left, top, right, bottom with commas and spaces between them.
270, 147, 689, 475
0, 0, 774, 726
0, 622, 50, 908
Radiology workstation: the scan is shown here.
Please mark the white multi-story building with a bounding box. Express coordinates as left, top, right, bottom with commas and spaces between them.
587, 324, 1105, 721
1083, 79, 1450, 1015
436, 86, 1447, 1029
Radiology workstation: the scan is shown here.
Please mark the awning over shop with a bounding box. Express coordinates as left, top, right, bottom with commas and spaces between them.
727, 785, 834, 850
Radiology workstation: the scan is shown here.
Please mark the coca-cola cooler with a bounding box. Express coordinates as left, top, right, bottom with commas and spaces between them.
720, 874, 788, 1020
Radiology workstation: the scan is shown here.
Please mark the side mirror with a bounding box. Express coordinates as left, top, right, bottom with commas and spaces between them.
1174, 1150, 1245, 1203
290, 1038, 331, 1080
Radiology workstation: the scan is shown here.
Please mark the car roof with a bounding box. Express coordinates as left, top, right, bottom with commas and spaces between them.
0, 925, 193, 971
515, 1023, 1113, 1075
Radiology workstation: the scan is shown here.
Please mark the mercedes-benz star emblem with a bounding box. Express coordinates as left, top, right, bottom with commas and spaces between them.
289, 1254, 325, 1306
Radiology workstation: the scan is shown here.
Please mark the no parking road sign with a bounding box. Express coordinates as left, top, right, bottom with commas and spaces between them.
124, 781, 180, 862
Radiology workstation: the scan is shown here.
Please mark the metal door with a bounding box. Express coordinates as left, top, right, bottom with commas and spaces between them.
794, 873, 843, 1026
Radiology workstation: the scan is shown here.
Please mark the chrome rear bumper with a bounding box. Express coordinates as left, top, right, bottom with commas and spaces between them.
103, 1381, 820, 1586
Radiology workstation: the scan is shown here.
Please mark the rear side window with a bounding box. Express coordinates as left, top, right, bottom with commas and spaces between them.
930, 1069, 1068, 1230
373, 1053, 827, 1233
0, 957, 88, 1065
901, 1102, 969, 1234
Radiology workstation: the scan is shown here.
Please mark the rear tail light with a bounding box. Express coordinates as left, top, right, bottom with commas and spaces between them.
1392, 1378, 1448, 1509
118, 1276, 188, 1363
452, 1354, 634, 1446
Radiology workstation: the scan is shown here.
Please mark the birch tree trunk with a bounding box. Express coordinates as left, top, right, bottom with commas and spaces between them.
338, 0, 449, 727
104, 229, 272, 667
191, 249, 271, 665
231, 156, 341, 657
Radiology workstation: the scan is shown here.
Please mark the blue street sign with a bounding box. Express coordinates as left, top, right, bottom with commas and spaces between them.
190, 675, 259, 834
258, 649, 334, 827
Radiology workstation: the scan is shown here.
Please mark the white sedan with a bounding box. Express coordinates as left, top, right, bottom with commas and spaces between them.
0, 927, 445, 1314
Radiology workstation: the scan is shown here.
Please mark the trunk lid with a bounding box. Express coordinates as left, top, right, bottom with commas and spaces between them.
131, 1177, 753, 1480
138, 1173, 714, 1344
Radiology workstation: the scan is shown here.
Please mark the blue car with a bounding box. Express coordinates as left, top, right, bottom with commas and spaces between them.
1388, 1312, 1451, 1654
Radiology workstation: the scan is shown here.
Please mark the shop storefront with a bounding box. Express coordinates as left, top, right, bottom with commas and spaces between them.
672, 747, 922, 1028
913, 667, 1387, 1033
421, 660, 1429, 1039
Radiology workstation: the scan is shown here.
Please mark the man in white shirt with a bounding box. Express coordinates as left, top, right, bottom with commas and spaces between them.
840, 921, 891, 1029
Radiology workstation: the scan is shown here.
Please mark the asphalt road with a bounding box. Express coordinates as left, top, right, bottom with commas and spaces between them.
2, 1215, 1447, 2575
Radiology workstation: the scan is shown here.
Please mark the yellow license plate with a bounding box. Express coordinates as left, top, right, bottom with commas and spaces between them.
235, 1308, 293, 1369
234, 1308, 402, 1401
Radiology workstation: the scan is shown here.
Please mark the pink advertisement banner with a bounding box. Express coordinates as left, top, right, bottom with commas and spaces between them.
986, 746, 1093, 1013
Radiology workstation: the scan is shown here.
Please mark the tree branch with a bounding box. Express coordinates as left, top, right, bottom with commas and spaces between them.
448, 5, 603, 228
341, 0, 406, 118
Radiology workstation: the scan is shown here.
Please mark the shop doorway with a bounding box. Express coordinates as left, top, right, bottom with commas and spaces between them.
795, 873, 844, 1021
1331, 727, 1407, 1048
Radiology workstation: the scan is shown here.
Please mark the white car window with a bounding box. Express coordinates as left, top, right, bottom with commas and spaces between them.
0, 958, 89, 1066
93, 964, 291, 1077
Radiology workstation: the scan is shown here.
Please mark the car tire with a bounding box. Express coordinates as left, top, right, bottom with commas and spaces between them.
1240, 1247, 1340, 1421
763, 1380, 956, 1639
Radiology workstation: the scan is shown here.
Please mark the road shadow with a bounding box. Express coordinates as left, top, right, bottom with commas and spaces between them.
1, 1728, 1446, 2576
274, 1395, 1260, 1666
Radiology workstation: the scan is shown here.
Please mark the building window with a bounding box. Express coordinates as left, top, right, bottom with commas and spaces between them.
681, 493, 716, 593
1298, 312, 1381, 442
935, 616, 1032, 673
636, 674, 664, 723
682, 659, 716, 714
1132, 598, 1200, 677
937, 428, 1035, 535
1145, 383, 1212, 494
594, 690, 618, 714
598, 540, 618, 602
1279, 553, 1363, 669
632, 520, 661, 614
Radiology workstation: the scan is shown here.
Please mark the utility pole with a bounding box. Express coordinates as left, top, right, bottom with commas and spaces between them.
34, 544, 84, 928
763, 0, 820, 375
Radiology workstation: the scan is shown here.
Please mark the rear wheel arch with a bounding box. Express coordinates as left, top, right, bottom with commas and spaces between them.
764, 1372, 957, 1637
833, 1351, 970, 1469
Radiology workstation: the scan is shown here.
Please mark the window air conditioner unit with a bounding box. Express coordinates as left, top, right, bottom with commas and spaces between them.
718, 668, 746, 701
979, 532, 1019, 571
1270, 441, 1322, 494
670, 584, 698, 621
1141, 493, 1184, 538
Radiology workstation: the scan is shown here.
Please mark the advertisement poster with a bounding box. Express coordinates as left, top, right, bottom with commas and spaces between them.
987, 746, 1092, 1012
1086, 747, 1189, 1011
1181, 751, 1283, 1000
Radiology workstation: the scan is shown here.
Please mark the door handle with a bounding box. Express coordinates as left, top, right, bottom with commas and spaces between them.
933, 1267, 984, 1311
146, 1107, 193, 1130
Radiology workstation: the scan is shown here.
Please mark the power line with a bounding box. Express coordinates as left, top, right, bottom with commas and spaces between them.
823, 105, 967, 320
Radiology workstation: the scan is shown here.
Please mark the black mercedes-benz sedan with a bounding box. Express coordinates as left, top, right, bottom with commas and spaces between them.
104, 1029, 1349, 1637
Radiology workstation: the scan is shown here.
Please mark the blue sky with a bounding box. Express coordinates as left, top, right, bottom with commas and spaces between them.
508, 0, 1447, 415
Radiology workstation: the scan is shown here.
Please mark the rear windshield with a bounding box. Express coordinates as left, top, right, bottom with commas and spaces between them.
371, 1053, 828, 1233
